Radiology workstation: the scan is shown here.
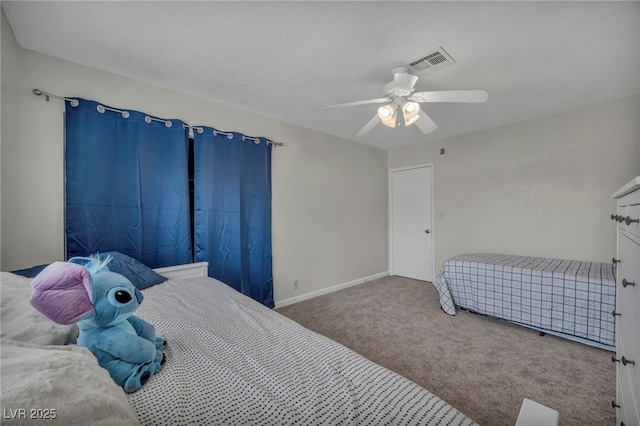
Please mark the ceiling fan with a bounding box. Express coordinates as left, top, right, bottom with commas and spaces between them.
326, 66, 489, 137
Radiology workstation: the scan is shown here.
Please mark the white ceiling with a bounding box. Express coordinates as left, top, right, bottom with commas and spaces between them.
3, 1, 639, 151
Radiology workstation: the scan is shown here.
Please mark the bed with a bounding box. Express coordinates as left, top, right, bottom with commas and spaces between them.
1, 260, 477, 425
433, 253, 616, 350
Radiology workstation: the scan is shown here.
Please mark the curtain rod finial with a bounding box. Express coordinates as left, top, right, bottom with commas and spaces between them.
33, 89, 50, 101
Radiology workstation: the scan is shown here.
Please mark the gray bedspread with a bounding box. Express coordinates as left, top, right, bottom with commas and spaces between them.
128, 276, 477, 425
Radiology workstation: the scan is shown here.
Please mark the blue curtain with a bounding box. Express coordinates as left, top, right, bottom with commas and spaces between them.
65, 99, 192, 268
193, 129, 274, 308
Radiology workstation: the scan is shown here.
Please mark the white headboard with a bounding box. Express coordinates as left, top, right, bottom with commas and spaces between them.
153, 262, 209, 280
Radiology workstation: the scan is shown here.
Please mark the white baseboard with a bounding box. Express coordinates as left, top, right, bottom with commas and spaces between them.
274, 271, 389, 308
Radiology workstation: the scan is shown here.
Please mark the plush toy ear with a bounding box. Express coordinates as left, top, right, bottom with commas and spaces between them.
30, 262, 94, 325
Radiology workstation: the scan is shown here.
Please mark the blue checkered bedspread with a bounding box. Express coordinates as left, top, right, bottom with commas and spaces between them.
433, 253, 616, 349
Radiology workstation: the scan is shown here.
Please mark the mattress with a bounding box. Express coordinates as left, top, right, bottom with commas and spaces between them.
433, 253, 616, 350
127, 276, 477, 425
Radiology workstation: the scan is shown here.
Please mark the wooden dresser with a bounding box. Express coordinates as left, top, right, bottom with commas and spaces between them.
612, 177, 640, 426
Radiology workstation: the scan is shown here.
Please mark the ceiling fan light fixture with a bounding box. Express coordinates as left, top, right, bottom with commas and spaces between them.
402, 101, 420, 126
377, 104, 397, 128
325, 66, 489, 137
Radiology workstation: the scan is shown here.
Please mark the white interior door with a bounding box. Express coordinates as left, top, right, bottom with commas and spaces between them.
390, 165, 433, 281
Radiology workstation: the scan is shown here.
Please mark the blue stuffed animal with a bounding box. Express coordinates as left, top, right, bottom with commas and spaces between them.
30, 255, 165, 393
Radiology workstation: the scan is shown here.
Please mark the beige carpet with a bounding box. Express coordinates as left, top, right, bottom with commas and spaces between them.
276, 275, 615, 426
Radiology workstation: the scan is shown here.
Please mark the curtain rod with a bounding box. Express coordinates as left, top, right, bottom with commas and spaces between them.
32, 89, 284, 147
33, 89, 80, 107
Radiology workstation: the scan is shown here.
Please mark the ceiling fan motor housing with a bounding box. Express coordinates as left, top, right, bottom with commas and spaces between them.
383, 67, 418, 98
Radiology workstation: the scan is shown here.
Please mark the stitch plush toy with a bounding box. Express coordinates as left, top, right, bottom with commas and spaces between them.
30, 255, 165, 393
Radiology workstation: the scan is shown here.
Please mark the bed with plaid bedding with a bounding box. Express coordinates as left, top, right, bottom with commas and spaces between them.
433, 253, 616, 350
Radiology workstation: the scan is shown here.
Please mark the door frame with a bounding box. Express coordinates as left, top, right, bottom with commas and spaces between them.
388, 163, 435, 282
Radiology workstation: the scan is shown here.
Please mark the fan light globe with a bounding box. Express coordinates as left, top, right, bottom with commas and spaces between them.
378, 105, 392, 117
404, 102, 417, 113
377, 104, 397, 128
402, 101, 420, 126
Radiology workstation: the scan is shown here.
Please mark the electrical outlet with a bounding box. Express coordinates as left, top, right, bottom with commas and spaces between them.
294, 279, 299, 290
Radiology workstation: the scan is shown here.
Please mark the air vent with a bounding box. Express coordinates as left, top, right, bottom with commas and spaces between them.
406, 47, 455, 75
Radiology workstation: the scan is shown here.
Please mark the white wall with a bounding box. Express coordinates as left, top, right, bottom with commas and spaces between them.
389, 95, 640, 271
1, 10, 20, 272
0, 15, 389, 305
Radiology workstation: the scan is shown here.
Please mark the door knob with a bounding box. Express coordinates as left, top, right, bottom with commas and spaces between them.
425, 229, 430, 234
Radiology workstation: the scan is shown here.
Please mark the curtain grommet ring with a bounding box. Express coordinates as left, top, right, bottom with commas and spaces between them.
98, 104, 129, 118
69, 100, 80, 107
213, 130, 234, 139
145, 116, 152, 124
197, 127, 204, 134
242, 135, 261, 144
165, 120, 172, 128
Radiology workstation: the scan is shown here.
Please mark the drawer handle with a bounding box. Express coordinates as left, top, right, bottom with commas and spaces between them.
612, 356, 620, 363
622, 356, 635, 366
612, 401, 620, 409
612, 310, 621, 317
611, 214, 619, 221
612, 257, 621, 264
624, 216, 639, 225
622, 278, 636, 288
618, 216, 626, 223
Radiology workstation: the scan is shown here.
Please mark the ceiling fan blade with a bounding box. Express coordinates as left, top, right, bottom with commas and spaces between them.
413, 109, 438, 134
326, 97, 390, 110
410, 90, 489, 103
355, 114, 381, 137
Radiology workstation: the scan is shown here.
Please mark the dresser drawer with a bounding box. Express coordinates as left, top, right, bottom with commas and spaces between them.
618, 340, 640, 426
618, 333, 640, 416
615, 204, 640, 237
624, 203, 640, 239
617, 233, 640, 311
617, 307, 640, 361
617, 369, 629, 426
